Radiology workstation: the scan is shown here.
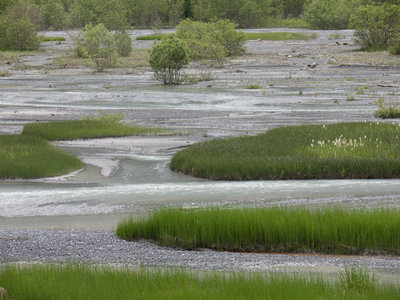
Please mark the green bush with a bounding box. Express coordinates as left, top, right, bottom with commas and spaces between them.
75, 23, 118, 71
114, 30, 132, 57
351, 4, 400, 50
389, 34, 400, 55
304, 0, 356, 29
0, 14, 40, 50
39, 0, 69, 30
176, 19, 245, 64
149, 35, 190, 84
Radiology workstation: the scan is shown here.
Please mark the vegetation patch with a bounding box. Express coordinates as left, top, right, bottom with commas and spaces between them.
22, 114, 167, 141
0, 135, 83, 179
40, 36, 66, 42
245, 32, 317, 40
117, 207, 400, 255
375, 98, 400, 119
136, 34, 168, 40
171, 122, 400, 180
246, 84, 263, 89
1, 264, 398, 300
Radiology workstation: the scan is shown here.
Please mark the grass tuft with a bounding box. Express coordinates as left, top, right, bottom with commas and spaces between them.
0, 264, 398, 300
0, 135, 83, 179
117, 207, 400, 255
375, 97, 400, 119
171, 122, 400, 180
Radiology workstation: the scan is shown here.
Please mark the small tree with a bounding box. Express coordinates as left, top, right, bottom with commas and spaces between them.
114, 30, 132, 57
149, 36, 190, 84
75, 23, 118, 71
0, 14, 40, 50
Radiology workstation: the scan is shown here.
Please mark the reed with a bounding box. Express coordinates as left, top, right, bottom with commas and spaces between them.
117, 207, 400, 255
171, 122, 400, 180
0, 264, 398, 300
0, 135, 83, 179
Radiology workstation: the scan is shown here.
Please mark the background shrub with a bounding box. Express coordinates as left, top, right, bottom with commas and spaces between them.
176, 19, 245, 64
149, 35, 190, 84
114, 30, 133, 57
0, 14, 40, 50
303, 0, 356, 29
75, 23, 118, 71
351, 4, 400, 50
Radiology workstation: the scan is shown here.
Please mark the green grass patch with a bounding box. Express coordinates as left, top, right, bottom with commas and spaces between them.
1, 264, 398, 300
117, 207, 400, 255
40, 36, 66, 42
136, 34, 168, 40
244, 32, 317, 41
22, 114, 167, 141
246, 84, 263, 89
0, 135, 83, 179
170, 122, 400, 180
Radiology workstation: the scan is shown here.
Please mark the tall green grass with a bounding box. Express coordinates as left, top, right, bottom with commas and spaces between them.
171, 122, 400, 180
136, 32, 316, 41
117, 207, 400, 255
1, 264, 398, 300
244, 32, 317, 40
22, 120, 167, 140
41, 36, 66, 42
0, 135, 83, 179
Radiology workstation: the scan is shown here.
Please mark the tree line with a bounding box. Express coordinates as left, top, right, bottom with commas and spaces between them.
0, 0, 398, 30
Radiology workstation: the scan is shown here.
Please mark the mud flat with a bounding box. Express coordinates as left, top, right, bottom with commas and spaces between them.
1, 29, 400, 277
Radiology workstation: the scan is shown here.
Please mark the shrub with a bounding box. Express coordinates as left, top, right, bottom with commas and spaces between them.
303, 0, 355, 29
351, 4, 400, 50
149, 36, 190, 84
75, 23, 118, 71
375, 97, 400, 118
39, 0, 69, 30
0, 14, 40, 50
114, 30, 132, 57
176, 19, 245, 64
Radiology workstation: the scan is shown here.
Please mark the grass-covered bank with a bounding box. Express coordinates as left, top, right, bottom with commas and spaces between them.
117, 207, 400, 255
1, 264, 398, 300
22, 115, 167, 141
136, 32, 317, 41
0, 135, 83, 179
171, 122, 400, 180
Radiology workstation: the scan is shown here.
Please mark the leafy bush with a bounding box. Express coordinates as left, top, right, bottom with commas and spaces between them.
304, 0, 356, 29
75, 23, 118, 71
351, 4, 400, 50
39, 0, 69, 30
176, 19, 245, 64
149, 35, 190, 84
114, 30, 132, 57
389, 34, 400, 55
0, 14, 40, 50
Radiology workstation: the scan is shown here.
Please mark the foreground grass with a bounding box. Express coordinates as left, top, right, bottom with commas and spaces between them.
22, 119, 167, 140
0, 264, 398, 300
136, 32, 316, 41
0, 135, 83, 179
117, 207, 400, 255
171, 122, 400, 180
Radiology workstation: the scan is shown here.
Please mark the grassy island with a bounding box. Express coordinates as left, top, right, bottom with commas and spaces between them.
1, 264, 399, 300
117, 207, 400, 255
170, 122, 400, 180
0, 135, 83, 179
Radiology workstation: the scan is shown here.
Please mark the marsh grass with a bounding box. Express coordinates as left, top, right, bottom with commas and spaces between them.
170, 122, 400, 180
117, 207, 400, 255
244, 32, 317, 40
22, 116, 167, 140
136, 32, 316, 41
0, 135, 83, 179
0, 264, 398, 300
41, 36, 66, 42
246, 84, 263, 89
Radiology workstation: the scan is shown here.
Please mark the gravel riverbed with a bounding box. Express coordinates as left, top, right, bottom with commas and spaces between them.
1, 229, 400, 276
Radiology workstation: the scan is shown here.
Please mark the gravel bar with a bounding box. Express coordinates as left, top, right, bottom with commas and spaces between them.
1, 229, 400, 272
